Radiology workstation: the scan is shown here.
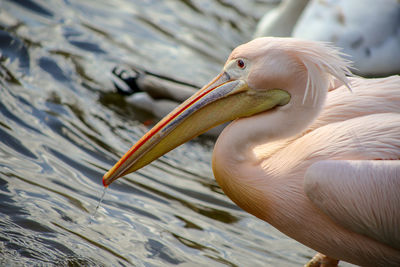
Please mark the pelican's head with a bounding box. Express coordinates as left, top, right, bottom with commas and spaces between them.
103, 37, 351, 186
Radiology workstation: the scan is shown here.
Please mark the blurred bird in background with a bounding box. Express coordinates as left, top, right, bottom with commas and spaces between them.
254, 0, 400, 77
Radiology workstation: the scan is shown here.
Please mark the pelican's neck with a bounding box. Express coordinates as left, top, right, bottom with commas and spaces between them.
212, 79, 328, 217
215, 86, 328, 165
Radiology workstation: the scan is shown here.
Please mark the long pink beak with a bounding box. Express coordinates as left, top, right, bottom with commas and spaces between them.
102, 70, 290, 186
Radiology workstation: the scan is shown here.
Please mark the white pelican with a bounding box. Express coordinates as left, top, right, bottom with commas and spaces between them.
103, 37, 400, 266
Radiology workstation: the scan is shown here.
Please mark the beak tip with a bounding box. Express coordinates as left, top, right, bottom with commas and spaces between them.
102, 173, 111, 187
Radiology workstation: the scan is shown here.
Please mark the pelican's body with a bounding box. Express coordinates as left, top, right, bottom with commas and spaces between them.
103, 38, 400, 266
213, 76, 400, 266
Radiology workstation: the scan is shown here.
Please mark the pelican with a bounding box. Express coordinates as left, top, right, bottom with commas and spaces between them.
103, 38, 400, 266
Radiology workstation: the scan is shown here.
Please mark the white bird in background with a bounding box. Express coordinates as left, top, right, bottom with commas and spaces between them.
254, 0, 400, 77
253, 0, 309, 38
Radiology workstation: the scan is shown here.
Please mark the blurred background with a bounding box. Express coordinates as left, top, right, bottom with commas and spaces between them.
1, 0, 391, 266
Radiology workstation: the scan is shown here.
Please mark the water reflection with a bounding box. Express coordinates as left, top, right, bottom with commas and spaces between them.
0, 0, 319, 266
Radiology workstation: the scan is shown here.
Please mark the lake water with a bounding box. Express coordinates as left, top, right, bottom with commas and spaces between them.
0, 0, 327, 266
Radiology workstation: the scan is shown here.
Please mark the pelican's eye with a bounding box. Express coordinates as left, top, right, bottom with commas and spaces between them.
237, 59, 245, 69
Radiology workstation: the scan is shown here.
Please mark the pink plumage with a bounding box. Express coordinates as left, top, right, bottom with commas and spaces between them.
213, 38, 400, 266
104, 37, 400, 266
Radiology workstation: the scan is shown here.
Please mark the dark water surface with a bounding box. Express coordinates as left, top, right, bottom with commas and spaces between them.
0, 0, 318, 266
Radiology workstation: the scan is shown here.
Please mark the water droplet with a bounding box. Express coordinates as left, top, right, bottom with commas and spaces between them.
90, 187, 108, 223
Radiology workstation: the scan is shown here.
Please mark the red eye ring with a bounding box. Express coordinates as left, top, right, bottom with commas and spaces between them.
237, 59, 245, 69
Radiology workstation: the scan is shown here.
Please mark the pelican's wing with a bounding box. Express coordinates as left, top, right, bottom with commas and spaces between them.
309, 76, 400, 132
304, 160, 400, 250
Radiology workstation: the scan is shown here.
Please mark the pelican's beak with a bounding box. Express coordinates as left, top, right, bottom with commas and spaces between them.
103, 72, 290, 186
